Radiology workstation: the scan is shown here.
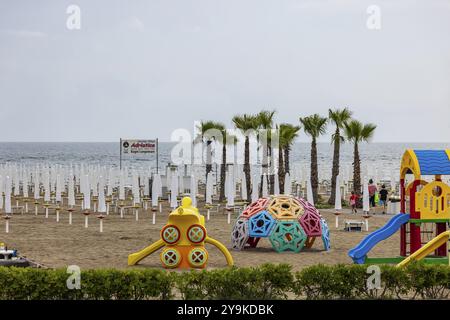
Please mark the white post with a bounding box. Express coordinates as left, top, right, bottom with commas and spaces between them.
335, 215, 339, 229
69, 212, 72, 225
99, 219, 103, 233
365, 217, 369, 231
5, 220, 9, 233
85, 215, 89, 228
35, 205, 38, 215
45, 207, 49, 218
135, 210, 139, 221
152, 210, 156, 225
106, 203, 110, 215
25, 203, 28, 213
120, 208, 124, 219
56, 210, 59, 222
207, 209, 210, 221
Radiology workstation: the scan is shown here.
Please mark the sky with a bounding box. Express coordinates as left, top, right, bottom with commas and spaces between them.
0, 0, 449, 143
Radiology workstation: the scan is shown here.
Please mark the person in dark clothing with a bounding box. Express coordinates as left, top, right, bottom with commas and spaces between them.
379, 184, 389, 214
368, 179, 377, 207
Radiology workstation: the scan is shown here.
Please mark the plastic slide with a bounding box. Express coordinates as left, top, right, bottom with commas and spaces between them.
128, 239, 165, 266
348, 213, 410, 264
396, 231, 450, 268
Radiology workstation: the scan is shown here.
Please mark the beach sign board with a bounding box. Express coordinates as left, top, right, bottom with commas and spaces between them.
119, 138, 159, 172
121, 139, 156, 154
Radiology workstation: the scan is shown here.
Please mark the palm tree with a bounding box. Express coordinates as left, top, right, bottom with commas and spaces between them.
232, 114, 258, 202
327, 108, 353, 205
299, 114, 328, 203
344, 120, 377, 198
255, 110, 276, 194
219, 130, 237, 202
196, 121, 224, 184
278, 124, 301, 193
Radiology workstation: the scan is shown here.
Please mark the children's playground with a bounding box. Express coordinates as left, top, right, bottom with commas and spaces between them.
0, 149, 449, 271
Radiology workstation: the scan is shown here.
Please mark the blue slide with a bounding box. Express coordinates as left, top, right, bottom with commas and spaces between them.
348, 213, 410, 264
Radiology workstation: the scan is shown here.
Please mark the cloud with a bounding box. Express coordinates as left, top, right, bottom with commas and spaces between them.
0, 29, 47, 38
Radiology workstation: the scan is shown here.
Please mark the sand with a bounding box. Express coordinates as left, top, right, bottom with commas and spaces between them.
0, 202, 401, 271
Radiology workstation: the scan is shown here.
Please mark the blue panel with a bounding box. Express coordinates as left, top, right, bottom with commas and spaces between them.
414, 150, 450, 176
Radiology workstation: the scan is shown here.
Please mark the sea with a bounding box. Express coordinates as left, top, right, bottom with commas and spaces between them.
0, 142, 448, 181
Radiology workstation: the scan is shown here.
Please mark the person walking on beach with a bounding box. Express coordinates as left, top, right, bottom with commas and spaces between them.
379, 184, 389, 214
350, 191, 358, 214
368, 179, 377, 208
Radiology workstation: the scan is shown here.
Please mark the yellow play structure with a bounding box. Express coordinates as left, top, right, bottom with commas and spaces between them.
128, 197, 233, 269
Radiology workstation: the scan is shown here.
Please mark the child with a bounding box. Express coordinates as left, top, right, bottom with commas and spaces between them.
379, 185, 389, 214
350, 191, 358, 214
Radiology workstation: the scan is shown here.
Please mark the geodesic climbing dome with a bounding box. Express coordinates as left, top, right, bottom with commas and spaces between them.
231, 195, 331, 253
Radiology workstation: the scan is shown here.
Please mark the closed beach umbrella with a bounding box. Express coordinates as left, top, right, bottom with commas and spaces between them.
34, 168, 40, 200
205, 172, 213, 204
262, 174, 268, 198
306, 178, 314, 206
170, 173, 178, 208
44, 171, 51, 203
0, 175, 3, 210
251, 172, 259, 202
241, 176, 247, 200
5, 176, 11, 214
334, 174, 342, 210
68, 173, 75, 207
23, 171, 29, 198
284, 173, 292, 195
119, 171, 125, 201
97, 177, 106, 213
83, 175, 91, 210
190, 174, 197, 207
55, 174, 62, 203
227, 171, 235, 207
132, 172, 140, 205
274, 171, 280, 195
363, 177, 370, 213
151, 173, 161, 207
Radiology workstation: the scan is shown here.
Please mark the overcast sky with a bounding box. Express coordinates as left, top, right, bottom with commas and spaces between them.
0, 0, 449, 142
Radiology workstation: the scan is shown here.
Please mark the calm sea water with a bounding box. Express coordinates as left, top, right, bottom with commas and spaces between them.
0, 142, 448, 180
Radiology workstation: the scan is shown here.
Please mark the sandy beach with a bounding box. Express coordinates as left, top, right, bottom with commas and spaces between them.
0, 201, 399, 271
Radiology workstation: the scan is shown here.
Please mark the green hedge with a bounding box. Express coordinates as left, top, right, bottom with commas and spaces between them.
0, 263, 449, 300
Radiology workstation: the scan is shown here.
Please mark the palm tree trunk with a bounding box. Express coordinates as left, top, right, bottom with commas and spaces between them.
205, 140, 212, 183
278, 146, 285, 194
268, 145, 274, 195
328, 128, 340, 205
244, 136, 252, 202
311, 137, 319, 203
284, 147, 290, 174
353, 141, 361, 197
219, 143, 226, 202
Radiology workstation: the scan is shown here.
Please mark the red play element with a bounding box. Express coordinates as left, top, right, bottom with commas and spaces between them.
245, 237, 260, 248
241, 198, 269, 219
299, 209, 322, 237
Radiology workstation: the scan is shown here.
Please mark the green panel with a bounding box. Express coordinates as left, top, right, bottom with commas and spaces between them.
364, 256, 449, 265
409, 219, 450, 225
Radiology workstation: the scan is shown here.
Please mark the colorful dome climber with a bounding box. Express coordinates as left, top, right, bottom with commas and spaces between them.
231, 195, 331, 253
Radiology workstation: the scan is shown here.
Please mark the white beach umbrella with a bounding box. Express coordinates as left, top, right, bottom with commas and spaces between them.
68, 173, 75, 207
306, 178, 314, 206
170, 172, 178, 208
55, 174, 62, 203
205, 172, 213, 204
0, 175, 4, 210
335, 174, 342, 211
262, 174, 269, 198
34, 168, 40, 200
251, 172, 259, 202
132, 172, 140, 205
5, 176, 11, 214
226, 171, 235, 207
274, 172, 280, 195
44, 171, 51, 203
97, 176, 106, 213
178, 170, 185, 195
119, 171, 125, 201
363, 177, 370, 213
83, 174, 91, 210
284, 173, 292, 195
241, 176, 247, 200
151, 174, 161, 207
190, 174, 197, 207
